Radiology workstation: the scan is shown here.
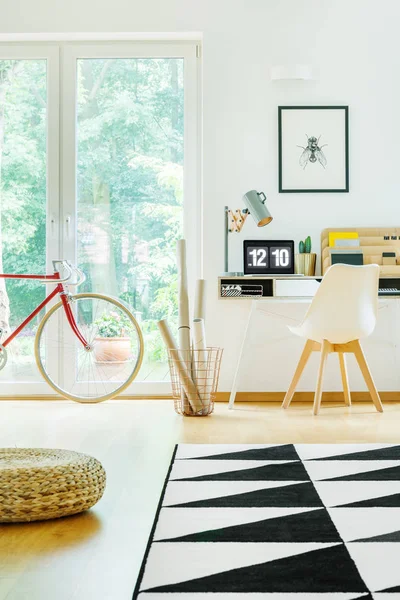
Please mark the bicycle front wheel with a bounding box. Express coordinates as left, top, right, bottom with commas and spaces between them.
35, 293, 144, 402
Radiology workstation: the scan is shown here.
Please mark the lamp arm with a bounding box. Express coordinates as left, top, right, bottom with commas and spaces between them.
224, 205, 229, 273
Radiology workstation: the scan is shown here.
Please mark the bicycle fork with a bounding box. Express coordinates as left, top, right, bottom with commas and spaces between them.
59, 285, 90, 350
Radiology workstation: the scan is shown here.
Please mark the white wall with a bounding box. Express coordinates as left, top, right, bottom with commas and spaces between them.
2, 0, 400, 392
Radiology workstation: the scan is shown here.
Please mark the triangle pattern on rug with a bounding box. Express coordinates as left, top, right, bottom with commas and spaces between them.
329, 508, 400, 543
143, 544, 367, 594
377, 585, 400, 592
140, 542, 341, 591
346, 542, 400, 592
312, 446, 400, 462
339, 494, 400, 508
154, 507, 320, 541
163, 479, 306, 506
305, 461, 400, 482
175, 461, 310, 482
295, 444, 396, 462
175, 444, 289, 460
170, 459, 297, 481
137, 593, 373, 599
183, 444, 300, 462
324, 465, 400, 481
353, 529, 400, 543
156, 508, 342, 543
314, 482, 400, 508
171, 481, 324, 508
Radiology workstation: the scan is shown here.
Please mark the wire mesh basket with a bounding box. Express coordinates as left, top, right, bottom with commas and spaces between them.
167, 347, 223, 416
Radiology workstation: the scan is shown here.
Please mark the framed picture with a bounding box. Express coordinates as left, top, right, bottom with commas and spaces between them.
278, 106, 349, 193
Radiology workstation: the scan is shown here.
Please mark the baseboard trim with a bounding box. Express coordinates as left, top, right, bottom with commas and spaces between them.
215, 391, 400, 402
0, 394, 173, 401
1, 391, 399, 402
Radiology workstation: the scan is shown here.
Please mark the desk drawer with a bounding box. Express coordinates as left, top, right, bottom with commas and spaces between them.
275, 279, 321, 297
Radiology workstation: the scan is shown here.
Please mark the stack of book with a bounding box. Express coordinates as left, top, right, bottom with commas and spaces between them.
328, 231, 363, 266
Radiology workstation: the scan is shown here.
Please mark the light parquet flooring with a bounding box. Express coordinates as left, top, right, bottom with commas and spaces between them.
1, 399, 400, 600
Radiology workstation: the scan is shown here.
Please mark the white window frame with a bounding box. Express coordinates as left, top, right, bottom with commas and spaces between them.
0, 44, 60, 397
0, 40, 201, 397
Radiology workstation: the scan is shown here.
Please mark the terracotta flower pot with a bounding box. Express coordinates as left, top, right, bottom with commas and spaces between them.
94, 337, 131, 362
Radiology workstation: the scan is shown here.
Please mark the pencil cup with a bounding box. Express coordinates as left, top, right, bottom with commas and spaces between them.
295, 253, 317, 276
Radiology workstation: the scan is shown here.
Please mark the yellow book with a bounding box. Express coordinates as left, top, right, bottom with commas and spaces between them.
329, 231, 359, 248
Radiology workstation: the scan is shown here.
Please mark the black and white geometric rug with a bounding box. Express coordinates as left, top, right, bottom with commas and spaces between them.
133, 444, 400, 599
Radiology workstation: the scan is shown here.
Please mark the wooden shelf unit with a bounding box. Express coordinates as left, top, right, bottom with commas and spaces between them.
321, 227, 400, 276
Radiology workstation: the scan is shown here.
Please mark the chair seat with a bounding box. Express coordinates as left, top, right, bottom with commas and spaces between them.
288, 324, 368, 344
0, 448, 106, 522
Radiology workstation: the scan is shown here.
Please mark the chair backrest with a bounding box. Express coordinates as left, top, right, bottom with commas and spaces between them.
299, 263, 379, 343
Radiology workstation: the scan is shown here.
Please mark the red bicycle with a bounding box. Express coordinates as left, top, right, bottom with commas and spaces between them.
0, 260, 144, 402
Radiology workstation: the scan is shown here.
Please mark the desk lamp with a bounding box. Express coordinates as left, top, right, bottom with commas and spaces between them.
223, 189, 273, 275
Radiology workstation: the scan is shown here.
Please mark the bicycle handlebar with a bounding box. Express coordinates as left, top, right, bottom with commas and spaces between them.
39, 260, 86, 287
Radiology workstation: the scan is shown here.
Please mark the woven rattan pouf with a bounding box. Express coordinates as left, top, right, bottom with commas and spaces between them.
0, 448, 106, 523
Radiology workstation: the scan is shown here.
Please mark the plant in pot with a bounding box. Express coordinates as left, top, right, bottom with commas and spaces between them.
295, 235, 317, 276
93, 312, 132, 363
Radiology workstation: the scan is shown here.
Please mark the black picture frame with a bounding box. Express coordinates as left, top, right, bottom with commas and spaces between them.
243, 240, 295, 275
278, 106, 349, 193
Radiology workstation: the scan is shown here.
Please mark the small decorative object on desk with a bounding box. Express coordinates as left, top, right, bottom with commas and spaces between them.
295, 235, 317, 276
168, 346, 223, 416
157, 239, 224, 416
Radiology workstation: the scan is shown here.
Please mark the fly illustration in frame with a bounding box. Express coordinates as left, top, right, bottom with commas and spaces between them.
278, 106, 349, 193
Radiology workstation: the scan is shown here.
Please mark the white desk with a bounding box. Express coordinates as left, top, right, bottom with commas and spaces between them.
227, 295, 399, 409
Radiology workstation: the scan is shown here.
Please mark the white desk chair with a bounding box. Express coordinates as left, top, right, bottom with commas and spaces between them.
282, 263, 384, 415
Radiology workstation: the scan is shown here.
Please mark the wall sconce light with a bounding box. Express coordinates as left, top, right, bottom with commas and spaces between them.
270, 64, 313, 81
223, 190, 273, 276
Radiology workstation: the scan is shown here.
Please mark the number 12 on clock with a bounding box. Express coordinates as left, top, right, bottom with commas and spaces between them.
248, 248, 268, 267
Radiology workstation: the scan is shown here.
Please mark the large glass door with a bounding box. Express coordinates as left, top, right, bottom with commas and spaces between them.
0, 42, 198, 397
62, 43, 199, 395
0, 46, 59, 395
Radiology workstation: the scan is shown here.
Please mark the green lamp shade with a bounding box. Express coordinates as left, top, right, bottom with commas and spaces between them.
243, 189, 273, 227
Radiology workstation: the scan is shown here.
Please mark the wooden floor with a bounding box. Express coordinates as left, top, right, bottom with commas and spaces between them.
1, 399, 400, 600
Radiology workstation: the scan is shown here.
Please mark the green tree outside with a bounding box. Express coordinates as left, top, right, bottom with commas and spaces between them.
0, 57, 183, 381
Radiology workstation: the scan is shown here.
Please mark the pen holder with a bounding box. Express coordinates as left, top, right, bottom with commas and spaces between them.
295, 253, 317, 276
168, 347, 223, 416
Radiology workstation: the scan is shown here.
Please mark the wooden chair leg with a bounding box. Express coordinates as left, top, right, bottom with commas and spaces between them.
313, 340, 330, 416
282, 340, 313, 409
352, 340, 383, 413
338, 352, 351, 406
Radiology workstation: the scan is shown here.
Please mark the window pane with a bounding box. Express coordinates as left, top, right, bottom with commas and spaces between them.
0, 60, 47, 383
77, 58, 184, 382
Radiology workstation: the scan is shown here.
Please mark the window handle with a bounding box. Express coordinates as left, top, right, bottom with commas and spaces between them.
50, 215, 57, 237
65, 215, 71, 240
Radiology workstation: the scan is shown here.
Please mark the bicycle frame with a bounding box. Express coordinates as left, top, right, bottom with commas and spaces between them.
0, 270, 89, 349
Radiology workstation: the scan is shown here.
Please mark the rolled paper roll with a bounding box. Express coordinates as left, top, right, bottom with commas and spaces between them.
176, 240, 191, 404
157, 319, 202, 413
177, 239, 191, 351
192, 318, 210, 408
194, 279, 207, 322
